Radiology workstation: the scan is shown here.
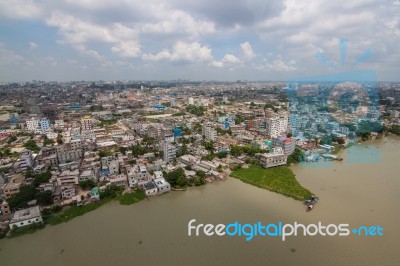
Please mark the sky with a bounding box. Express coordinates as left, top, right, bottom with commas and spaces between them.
0, 0, 399, 82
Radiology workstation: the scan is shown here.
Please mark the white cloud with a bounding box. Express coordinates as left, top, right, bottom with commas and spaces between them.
29, 41, 38, 50
240, 42, 255, 61
143, 42, 213, 63
0, 0, 42, 19
256, 58, 298, 72
111, 41, 141, 58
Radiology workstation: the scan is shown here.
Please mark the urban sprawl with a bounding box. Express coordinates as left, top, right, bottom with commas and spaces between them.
0, 80, 399, 237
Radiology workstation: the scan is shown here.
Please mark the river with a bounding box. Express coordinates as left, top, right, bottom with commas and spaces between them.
0, 137, 399, 265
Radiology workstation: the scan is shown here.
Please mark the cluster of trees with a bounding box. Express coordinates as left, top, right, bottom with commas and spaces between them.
0, 147, 19, 159
79, 179, 95, 190
215, 127, 232, 136
186, 105, 206, 116
163, 168, 187, 188
24, 139, 40, 153
229, 145, 266, 157
8, 170, 54, 211
98, 150, 113, 158
7, 135, 17, 144
42, 135, 54, 146
89, 105, 104, 112
385, 125, 400, 135
98, 119, 117, 127
287, 148, 304, 164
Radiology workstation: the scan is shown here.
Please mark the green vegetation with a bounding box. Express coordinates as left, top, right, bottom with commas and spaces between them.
230, 165, 312, 201
79, 179, 95, 190
0, 147, 19, 159
7, 135, 17, 144
99, 119, 118, 126
99, 150, 113, 157
90, 104, 104, 112
32, 170, 52, 187
57, 133, 63, 144
24, 139, 40, 153
186, 105, 206, 116
9, 222, 45, 238
164, 167, 187, 188
384, 125, 400, 135
42, 136, 54, 146
287, 148, 304, 164
44, 198, 114, 225
229, 145, 266, 157
172, 112, 186, 116
118, 190, 145, 205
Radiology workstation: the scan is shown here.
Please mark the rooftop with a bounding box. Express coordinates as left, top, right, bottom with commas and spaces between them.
10, 206, 41, 224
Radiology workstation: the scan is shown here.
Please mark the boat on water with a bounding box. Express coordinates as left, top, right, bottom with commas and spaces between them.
304, 195, 319, 212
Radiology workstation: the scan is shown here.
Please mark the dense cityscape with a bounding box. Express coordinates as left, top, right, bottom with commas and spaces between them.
0, 80, 399, 237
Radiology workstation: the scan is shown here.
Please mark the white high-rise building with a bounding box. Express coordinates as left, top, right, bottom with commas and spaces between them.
188, 97, 194, 105
265, 111, 289, 138
26, 118, 38, 132
161, 141, 177, 162
26, 117, 51, 134
202, 123, 217, 141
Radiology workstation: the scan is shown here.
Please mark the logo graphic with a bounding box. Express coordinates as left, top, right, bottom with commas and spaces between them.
187, 219, 384, 242
286, 39, 381, 168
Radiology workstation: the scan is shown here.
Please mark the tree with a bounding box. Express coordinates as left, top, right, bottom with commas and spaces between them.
7, 135, 17, 144
79, 179, 95, 190
36, 191, 53, 206
43, 136, 54, 146
24, 139, 40, 153
57, 134, 63, 144
8, 185, 37, 211
164, 167, 186, 188
196, 170, 206, 179
287, 148, 304, 164
99, 150, 113, 158
230, 145, 242, 157
33, 171, 52, 187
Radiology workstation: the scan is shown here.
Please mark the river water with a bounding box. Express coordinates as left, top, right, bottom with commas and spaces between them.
1, 137, 400, 266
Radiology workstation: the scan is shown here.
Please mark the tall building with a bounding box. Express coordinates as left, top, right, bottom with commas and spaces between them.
39, 118, 51, 134
265, 111, 289, 138
81, 116, 93, 130
26, 117, 51, 134
161, 141, 177, 163
203, 123, 217, 141
188, 97, 194, 105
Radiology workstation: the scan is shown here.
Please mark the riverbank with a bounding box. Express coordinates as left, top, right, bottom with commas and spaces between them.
6, 189, 146, 238
230, 164, 312, 201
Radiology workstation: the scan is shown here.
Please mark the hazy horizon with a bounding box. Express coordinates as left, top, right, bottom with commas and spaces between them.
1, 0, 399, 82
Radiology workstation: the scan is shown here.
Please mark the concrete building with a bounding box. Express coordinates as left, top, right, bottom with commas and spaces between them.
272, 135, 295, 155
39, 118, 51, 134
161, 141, 176, 162
265, 111, 289, 138
9, 206, 43, 229
14, 150, 35, 172
81, 116, 93, 130
203, 123, 217, 141
259, 147, 288, 168
154, 177, 171, 194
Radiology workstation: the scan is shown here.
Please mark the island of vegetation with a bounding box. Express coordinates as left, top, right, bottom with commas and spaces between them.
230, 164, 312, 201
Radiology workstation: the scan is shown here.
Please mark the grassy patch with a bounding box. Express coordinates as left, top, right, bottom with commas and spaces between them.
230, 164, 312, 201
44, 198, 113, 225
118, 190, 146, 205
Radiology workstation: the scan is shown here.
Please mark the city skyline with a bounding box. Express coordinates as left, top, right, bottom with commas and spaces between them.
0, 0, 399, 82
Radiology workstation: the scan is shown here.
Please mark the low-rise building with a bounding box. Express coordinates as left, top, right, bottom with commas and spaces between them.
259, 147, 288, 168
9, 206, 43, 229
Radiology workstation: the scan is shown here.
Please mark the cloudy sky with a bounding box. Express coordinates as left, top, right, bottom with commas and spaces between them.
0, 0, 399, 82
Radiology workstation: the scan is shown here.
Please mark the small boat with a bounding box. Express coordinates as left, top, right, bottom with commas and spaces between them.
304, 195, 319, 212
